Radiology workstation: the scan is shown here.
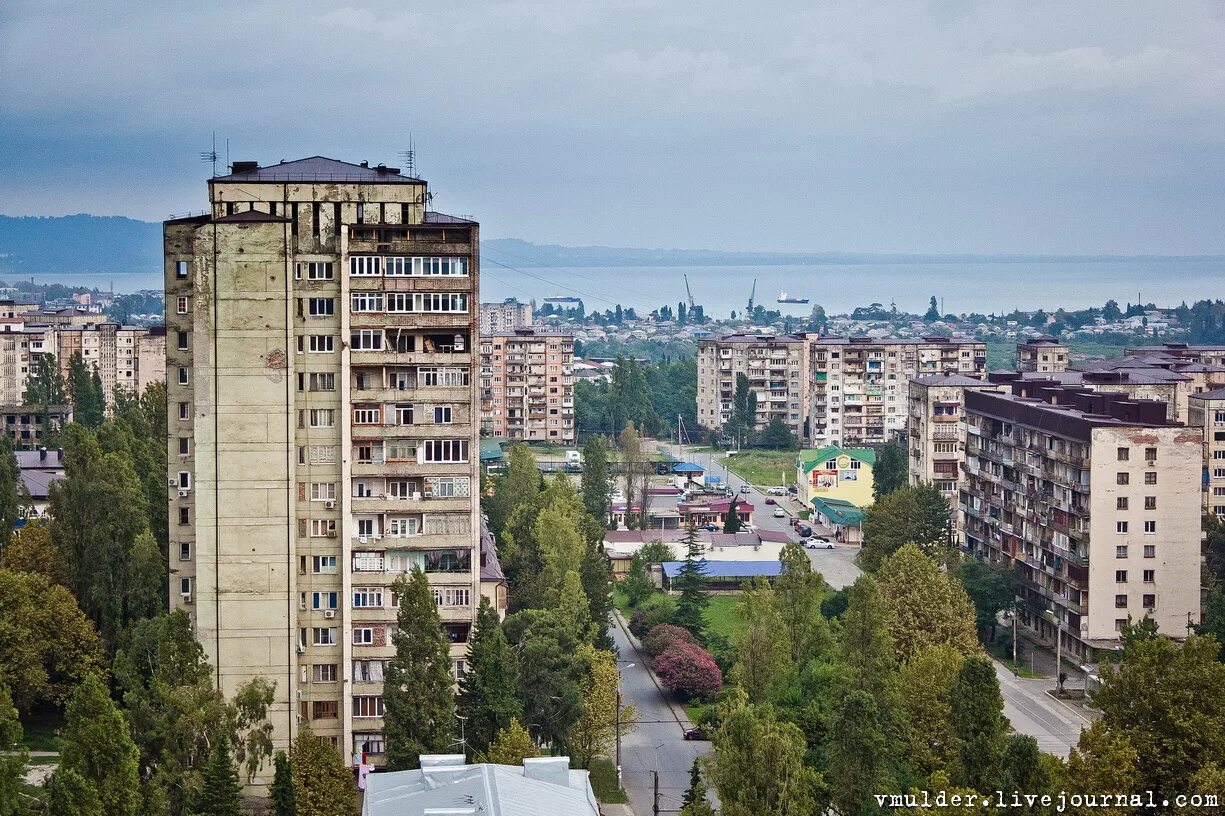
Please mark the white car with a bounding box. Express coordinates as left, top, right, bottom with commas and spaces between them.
767, 487, 786, 496
773, 508, 786, 518
802, 537, 836, 550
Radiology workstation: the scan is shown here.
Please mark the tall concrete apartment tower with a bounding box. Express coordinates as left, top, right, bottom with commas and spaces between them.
165, 157, 480, 776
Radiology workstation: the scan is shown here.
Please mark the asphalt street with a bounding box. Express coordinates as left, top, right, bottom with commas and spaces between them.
995, 663, 1092, 757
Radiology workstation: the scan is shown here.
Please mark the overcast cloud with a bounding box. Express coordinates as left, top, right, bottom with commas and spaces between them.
2, 0, 1223, 253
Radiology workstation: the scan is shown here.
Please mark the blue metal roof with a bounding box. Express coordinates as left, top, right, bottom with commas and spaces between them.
660, 560, 782, 579
672, 462, 705, 473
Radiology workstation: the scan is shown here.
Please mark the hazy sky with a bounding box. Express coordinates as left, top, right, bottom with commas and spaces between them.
2, 1, 1223, 254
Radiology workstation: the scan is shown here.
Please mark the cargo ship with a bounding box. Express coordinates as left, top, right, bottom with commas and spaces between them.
777, 291, 810, 304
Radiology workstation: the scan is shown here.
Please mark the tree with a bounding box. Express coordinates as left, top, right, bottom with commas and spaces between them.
997, 735, 1053, 814
826, 690, 890, 816
655, 642, 722, 701
481, 719, 540, 765
774, 542, 832, 666
671, 523, 709, 640
1205, 513, 1225, 589
536, 502, 587, 604
570, 646, 636, 768
871, 443, 906, 502
898, 644, 962, 778
269, 751, 295, 816
731, 579, 792, 703
757, 417, 797, 450
628, 594, 676, 637
507, 610, 585, 752
875, 544, 979, 664
26, 352, 67, 406
0, 519, 66, 585
619, 423, 652, 530
579, 534, 615, 649
384, 571, 455, 770
721, 498, 742, 534
639, 541, 676, 564
709, 703, 818, 816
953, 557, 1019, 642
1064, 721, 1140, 814
0, 568, 105, 711
622, 553, 655, 607
55, 674, 141, 816
859, 484, 952, 572
458, 597, 522, 758
609, 357, 661, 436
290, 725, 355, 816
949, 655, 1006, 790
66, 352, 105, 429
679, 759, 715, 816
0, 685, 26, 816
0, 437, 19, 539
642, 624, 696, 658
194, 734, 242, 816
45, 768, 104, 816
486, 443, 541, 541
924, 296, 940, 321
837, 576, 898, 705
726, 373, 757, 446
580, 435, 611, 526
1196, 588, 1225, 662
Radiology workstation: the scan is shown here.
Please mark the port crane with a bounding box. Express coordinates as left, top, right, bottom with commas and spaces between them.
746, 278, 757, 314
684, 274, 696, 309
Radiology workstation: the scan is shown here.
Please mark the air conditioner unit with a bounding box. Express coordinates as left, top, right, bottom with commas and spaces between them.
410, 492, 421, 500
178, 490, 190, 498
181, 592, 193, 604
168, 477, 179, 486
358, 535, 368, 545
327, 530, 338, 538
296, 645, 307, 654
325, 500, 336, 510
323, 610, 336, 619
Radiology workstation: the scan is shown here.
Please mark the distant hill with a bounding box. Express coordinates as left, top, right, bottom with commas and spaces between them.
1, 215, 1217, 278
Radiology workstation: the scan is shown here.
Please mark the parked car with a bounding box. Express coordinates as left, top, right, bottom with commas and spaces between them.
803, 538, 836, 550
773, 508, 786, 518
765, 498, 776, 505
787, 484, 798, 494
683, 727, 710, 741
740, 485, 752, 494
702, 523, 719, 532
767, 487, 786, 496
796, 524, 813, 537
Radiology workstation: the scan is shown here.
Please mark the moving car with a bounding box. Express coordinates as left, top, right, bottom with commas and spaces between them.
767, 487, 786, 496
773, 508, 786, 518
764, 498, 776, 505
683, 727, 710, 741
740, 485, 752, 494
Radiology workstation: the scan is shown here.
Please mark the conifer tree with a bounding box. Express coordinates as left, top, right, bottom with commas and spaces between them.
269, 750, 295, 816
458, 597, 522, 757
580, 434, 611, 526
949, 654, 1006, 790
55, 673, 141, 816
289, 725, 355, 816
679, 758, 716, 816
671, 522, 709, 640
384, 570, 455, 770
194, 734, 242, 816
721, 498, 742, 534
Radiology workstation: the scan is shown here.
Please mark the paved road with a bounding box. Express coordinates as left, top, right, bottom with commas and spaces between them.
611, 613, 709, 816
995, 662, 1092, 758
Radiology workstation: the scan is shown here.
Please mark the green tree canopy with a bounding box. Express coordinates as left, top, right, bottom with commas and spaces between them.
480, 718, 540, 765
269, 750, 295, 816
458, 597, 522, 758
193, 734, 242, 816
66, 352, 105, 429
671, 523, 710, 641
580, 434, 611, 526
859, 484, 952, 572
871, 443, 906, 502
55, 673, 141, 816
290, 725, 356, 816
949, 654, 1006, 791
709, 702, 818, 816
875, 543, 979, 664
757, 417, 798, 450
730, 579, 793, 704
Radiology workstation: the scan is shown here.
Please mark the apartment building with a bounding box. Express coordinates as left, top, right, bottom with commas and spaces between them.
960, 384, 1201, 661
479, 298, 533, 334
907, 374, 1002, 500
1189, 388, 1225, 518
479, 328, 574, 443
1016, 337, 1068, 373
808, 336, 987, 447
696, 333, 807, 440
1124, 342, 1225, 368
165, 156, 480, 778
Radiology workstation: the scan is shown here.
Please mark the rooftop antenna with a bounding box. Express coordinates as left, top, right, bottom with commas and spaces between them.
398, 134, 416, 178
200, 132, 219, 177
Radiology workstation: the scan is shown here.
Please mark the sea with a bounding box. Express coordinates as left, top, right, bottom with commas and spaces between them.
27, 256, 1223, 318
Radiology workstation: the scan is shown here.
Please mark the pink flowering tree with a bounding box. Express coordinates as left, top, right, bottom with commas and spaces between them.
654, 641, 723, 701
643, 624, 697, 658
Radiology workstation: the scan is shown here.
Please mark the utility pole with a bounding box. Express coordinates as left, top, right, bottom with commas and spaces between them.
653, 770, 660, 816
615, 689, 622, 780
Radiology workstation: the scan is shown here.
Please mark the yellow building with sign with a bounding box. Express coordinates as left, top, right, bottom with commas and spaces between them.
797, 445, 876, 507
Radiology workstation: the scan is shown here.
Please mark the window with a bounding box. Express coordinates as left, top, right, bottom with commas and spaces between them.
308, 335, 335, 353
1117, 447, 1129, 461
310, 483, 336, 501
179, 507, 190, 525
353, 588, 384, 608
1115, 570, 1127, 583
1144, 496, 1156, 510
453, 660, 467, 681
1145, 447, 1157, 461
310, 520, 337, 538
393, 404, 413, 425
1143, 594, 1156, 608
431, 477, 471, 498
1115, 619, 1128, 632
311, 555, 337, 573
178, 367, 189, 385
176, 296, 189, 314
178, 471, 191, 490
383, 256, 469, 277
177, 331, 189, 351
352, 696, 384, 718
312, 627, 336, 646
353, 660, 388, 683
176, 260, 189, 279
179, 542, 191, 560
1116, 472, 1129, 485
387, 516, 420, 538
309, 409, 335, 428
420, 367, 469, 387
180, 577, 192, 596
423, 439, 468, 463
353, 405, 381, 425
433, 587, 471, 607
386, 441, 415, 462
1115, 545, 1128, 558
1116, 497, 1128, 510
1143, 569, 1155, 583
351, 329, 383, 351
302, 262, 334, 280
309, 445, 337, 464
178, 437, 189, 455
309, 373, 335, 391
351, 292, 384, 312
1143, 520, 1156, 534
1144, 544, 1156, 558
307, 298, 335, 317
311, 592, 338, 610
353, 627, 375, 645
312, 664, 337, 683
1144, 472, 1157, 485
350, 256, 382, 276
434, 406, 452, 424
1115, 595, 1128, 608
354, 734, 385, 755
178, 402, 190, 420
1116, 521, 1129, 533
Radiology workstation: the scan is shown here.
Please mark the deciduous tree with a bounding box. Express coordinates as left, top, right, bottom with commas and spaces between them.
655, 642, 722, 701
731, 579, 792, 703
55, 674, 141, 816
580, 434, 611, 526
570, 646, 635, 768
0, 437, 20, 539
481, 719, 539, 765
953, 557, 1019, 642
290, 725, 355, 816
0, 685, 25, 816
0, 519, 66, 585
871, 442, 906, 502
949, 655, 1006, 790
384, 570, 455, 770
67, 352, 105, 429
775, 542, 833, 665
898, 644, 962, 778
826, 690, 890, 816
709, 703, 818, 816
876, 543, 979, 664
859, 484, 952, 572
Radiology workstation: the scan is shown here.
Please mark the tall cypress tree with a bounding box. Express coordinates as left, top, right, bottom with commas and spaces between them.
384, 570, 456, 770
950, 654, 1006, 790
269, 750, 295, 816
580, 435, 611, 527
670, 522, 709, 641
0, 436, 21, 538
195, 734, 242, 816
721, 498, 742, 534
458, 597, 522, 757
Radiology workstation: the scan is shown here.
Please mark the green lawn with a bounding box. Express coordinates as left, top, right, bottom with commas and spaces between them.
985, 639, 1045, 679
588, 757, 629, 803
704, 595, 746, 642
20, 711, 63, 752
723, 450, 797, 488
683, 702, 711, 725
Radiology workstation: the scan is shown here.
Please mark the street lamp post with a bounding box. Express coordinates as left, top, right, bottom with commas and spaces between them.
615, 663, 634, 783
1045, 608, 1062, 692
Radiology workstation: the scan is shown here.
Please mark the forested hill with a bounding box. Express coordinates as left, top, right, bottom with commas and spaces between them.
0, 215, 162, 276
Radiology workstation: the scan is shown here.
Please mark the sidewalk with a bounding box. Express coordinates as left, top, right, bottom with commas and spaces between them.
612, 609, 694, 729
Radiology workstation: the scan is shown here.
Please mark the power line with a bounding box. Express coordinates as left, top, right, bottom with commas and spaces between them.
481, 243, 664, 304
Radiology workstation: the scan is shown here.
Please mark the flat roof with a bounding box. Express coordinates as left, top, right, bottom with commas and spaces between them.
210, 156, 425, 184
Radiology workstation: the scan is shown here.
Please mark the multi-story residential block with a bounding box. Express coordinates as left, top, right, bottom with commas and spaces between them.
1124, 342, 1225, 368
479, 298, 533, 334
960, 384, 1202, 661
1189, 388, 1225, 518
1016, 337, 1068, 373
907, 374, 1003, 499
479, 329, 574, 443
165, 156, 480, 779
696, 333, 807, 440
808, 336, 986, 447
136, 326, 167, 394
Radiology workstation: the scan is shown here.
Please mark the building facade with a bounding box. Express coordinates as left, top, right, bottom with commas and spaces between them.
1189, 388, 1225, 518
808, 336, 987, 447
696, 333, 807, 440
907, 374, 1002, 500
165, 156, 480, 778
479, 298, 533, 334
960, 385, 1201, 661
1124, 343, 1225, 368
797, 444, 875, 507
479, 329, 575, 443
1016, 337, 1068, 373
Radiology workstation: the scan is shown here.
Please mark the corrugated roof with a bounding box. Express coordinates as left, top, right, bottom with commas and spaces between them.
212, 156, 425, 184
362, 762, 597, 816
810, 496, 865, 526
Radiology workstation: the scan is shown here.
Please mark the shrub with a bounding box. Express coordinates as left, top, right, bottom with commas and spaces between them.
655, 642, 723, 701
629, 594, 676, 638
643, 624, 697, 658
